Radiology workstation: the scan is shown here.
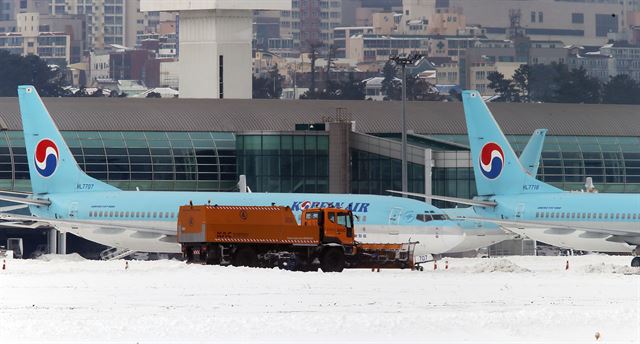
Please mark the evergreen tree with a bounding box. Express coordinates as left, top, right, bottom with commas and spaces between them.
602, 74, 640, 104
528, 63, 562, 102
252, 64, 283, 99
512, 64, 530, 101
553, 66, 601, 104
487, 72, 520, 102
0, 51, 66, 96
381, 61, 401, 100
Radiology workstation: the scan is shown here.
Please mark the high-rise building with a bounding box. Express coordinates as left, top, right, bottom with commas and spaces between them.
279, 0, 343, 53
0, 0, 47, 20
49, 0, 125, 49
0, 11, 72, 65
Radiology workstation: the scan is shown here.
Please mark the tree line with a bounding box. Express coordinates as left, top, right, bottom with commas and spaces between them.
3, 49, 640, 104
487, 62, 640, 104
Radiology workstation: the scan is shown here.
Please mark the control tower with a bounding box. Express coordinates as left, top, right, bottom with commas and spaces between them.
141, 0, 290, 99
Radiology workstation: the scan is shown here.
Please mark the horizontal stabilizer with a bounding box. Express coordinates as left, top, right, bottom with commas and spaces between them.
0, 194, 51, 206
459, 216, 636, 237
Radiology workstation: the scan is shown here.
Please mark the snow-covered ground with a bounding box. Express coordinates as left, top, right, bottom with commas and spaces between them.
0, 255, 638, 343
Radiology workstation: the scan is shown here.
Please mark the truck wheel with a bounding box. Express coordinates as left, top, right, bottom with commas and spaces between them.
632, 257, 640, 267
320, 248, 345, 273
205, 247, 219, 265
185, 247, 194, 263
233, 247, 258, 267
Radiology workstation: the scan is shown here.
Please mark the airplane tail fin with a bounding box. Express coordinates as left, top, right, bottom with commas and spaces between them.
519, 129, 547, 176
462, 91, 559, 196
18, 86, 119, 195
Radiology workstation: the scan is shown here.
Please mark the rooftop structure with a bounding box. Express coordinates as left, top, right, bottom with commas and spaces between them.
141, 0, 290, 99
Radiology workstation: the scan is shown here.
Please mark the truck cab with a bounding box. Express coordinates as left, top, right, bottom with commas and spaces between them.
301, 208, 354, 245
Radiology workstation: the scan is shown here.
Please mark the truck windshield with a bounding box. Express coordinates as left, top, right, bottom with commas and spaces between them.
337, 213, 352, 228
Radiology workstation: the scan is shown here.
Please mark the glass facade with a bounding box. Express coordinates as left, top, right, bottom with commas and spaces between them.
0, 131, 237, 192
350, 150, 425, 195
1, 128, 639, 198
236, 133, 329, 193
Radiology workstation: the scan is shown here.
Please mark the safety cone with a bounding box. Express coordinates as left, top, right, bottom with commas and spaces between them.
445, 260, 449, 270
2, 259, 5, 270
125, 261, 129, 270
433, 261, 438, 270
565, 260, 569, 270
376, 267, 380, 272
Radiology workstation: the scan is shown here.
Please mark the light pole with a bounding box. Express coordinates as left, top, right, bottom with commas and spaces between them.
389, 54, 422, 196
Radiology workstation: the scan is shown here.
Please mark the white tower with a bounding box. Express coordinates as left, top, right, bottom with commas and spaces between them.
141, 0, 290, 99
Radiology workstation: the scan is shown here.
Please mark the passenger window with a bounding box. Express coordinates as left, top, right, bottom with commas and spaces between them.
159, 212, 163, 219
153, 212, 157, 218
147, 212, 152, 218
125, 211, 129, 217
109, 211, 114, 217
165, 212, 170, 218
171, 212, 175, 218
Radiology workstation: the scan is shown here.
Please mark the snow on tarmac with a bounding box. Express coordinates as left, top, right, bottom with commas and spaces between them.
0, 255, 638, 343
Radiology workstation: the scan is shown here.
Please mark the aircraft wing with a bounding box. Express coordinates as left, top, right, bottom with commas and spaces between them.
0, 213, 177, 236
386, 190, 497, 207
459, 216, 640, 237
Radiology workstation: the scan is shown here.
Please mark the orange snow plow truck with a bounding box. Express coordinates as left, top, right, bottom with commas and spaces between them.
177, 205, 416, 272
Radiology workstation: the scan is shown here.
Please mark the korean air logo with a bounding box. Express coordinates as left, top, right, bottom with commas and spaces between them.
479, 142, 504, 180
34, 139, 59, 178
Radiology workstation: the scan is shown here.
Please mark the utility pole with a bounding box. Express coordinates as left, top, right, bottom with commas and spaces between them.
389, 54, 422, 196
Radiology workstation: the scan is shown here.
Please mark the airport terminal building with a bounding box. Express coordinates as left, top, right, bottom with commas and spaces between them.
0, 98, 638, 256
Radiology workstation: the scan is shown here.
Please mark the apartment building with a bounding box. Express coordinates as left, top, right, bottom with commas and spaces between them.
569, 41, 640, 82
1, 11, 71, 64
403, 0, 640, 46
278, 0, 343, 53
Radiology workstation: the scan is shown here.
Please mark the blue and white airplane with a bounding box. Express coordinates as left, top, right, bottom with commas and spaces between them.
439, 128, 549, 253
0, 85, 470, 257
401, 90, 640, 266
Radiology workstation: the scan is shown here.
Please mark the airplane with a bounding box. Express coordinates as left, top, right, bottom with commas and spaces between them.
395, 90, 640, 267
441, 128, 548, 253
0, 86, 552, 259
0, 85, 469, 260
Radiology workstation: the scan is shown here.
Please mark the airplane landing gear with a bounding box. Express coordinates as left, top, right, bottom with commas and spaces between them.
631, 246, 640, 268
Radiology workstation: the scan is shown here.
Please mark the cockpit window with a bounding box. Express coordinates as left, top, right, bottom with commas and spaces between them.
416, 213, 449, 222
416, 214, 433, 222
